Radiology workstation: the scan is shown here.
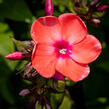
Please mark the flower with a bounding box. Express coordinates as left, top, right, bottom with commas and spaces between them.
31, 13, 102, 82
97, 5, 109, 12
19, 89, 30, 97
91, 18, 101, 24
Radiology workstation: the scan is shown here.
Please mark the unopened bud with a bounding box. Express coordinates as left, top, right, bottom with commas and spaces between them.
27, 97, 37, 109
53, 72, 64, 81
91, 0, 98, 6
91, 18, 101, 24
32, 70, 38, 77
23, 62, 33, 78
97, 5, 109, 12
5, 52, 30, 60
74, 0, 80, 7
45, 0, 54, 16
43, 97, 52, 109
45, 103, 52, 109
82, 0, 86, 8
19, 89, 30, 97
31, 40, 36, 47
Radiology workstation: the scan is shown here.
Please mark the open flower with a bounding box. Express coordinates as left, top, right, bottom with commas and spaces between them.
31, 13, 101, 82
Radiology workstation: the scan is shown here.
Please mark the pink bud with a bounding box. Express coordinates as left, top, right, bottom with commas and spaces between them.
91, 18, 101, 24
97, 5, 109, 12
32, 70, 38, 77
30, 40, 36, 47
45, 0, 54, 16
91, 0, 98, 6
53, 72, 64, 81
82, 0, 86, 8
5, 52, 30, 60
19, 89, 30, 97
24, 62, 33, 77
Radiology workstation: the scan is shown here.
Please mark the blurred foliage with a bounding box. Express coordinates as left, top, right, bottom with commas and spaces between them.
0, 0, 109, 109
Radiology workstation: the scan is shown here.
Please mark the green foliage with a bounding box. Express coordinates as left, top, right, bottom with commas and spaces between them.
59, 96, 73, 109
0, 0, 34, 23
0, 22, 18, 104
50, 93, 64, 109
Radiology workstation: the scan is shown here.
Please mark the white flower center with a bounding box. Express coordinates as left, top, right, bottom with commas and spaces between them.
59, 49, 67, 54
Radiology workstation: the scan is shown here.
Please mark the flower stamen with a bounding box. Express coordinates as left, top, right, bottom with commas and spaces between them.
59, 49, 67, 54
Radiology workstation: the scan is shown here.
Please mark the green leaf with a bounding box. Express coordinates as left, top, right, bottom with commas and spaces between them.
0, 0, 3, 4
0, 22, 18, 71
0, 0, 33, 23
82, 68, 109, 102
0, 22, 18, 104
35, 101, 42, 109
0, 77, 15, 104
49, 93, 64, 109
92, 12, 105, 18
0, 56, 15, 104
67, 0, 76, 13
0, 22, 9, 32
98, 61, 109, 72
59, 5, 66, 12
59, 96, 74, 109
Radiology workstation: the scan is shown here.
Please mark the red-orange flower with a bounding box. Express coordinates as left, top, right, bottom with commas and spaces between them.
31, 13, 102, 82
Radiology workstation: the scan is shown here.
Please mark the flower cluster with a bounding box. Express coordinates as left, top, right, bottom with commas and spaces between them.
74, 0, 109, 24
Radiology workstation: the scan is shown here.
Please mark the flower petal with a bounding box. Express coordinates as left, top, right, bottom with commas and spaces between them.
70, 35, 102, 64
56, 57, 90, 82
31, 16, 62, 43
32, 43, 57, 78
58, 13, 87, 44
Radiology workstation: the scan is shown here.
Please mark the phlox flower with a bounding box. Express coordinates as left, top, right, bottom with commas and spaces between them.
31, 13, 102, 82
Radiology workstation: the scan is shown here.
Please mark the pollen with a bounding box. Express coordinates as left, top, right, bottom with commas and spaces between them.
59, 49, 67, 54
54, 40, 73, 58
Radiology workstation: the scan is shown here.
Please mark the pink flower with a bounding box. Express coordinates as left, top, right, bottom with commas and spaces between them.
31, 13, 102, 82
91, 0, 98, 6
97, 5, 109, 12
19, 89, 30, 97
91, 18, 101, 24
5, 52, 30, 60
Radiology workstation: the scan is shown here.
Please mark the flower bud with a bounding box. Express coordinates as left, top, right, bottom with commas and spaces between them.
91, 0, 98, 6
97, 5, 109, 12
53, 72, 64, 81
91, 18, 101, 24
82, 0, 86, 8
19, 89, 30, 97
23, 62, 33, 78
45, 0, 54, 16
43, 96, 52, 109
45, 103, 52, 109
74, 0, 80, 7
32, 70, 38, 77
5, 52, 30, 60
31, 40, 36, 47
